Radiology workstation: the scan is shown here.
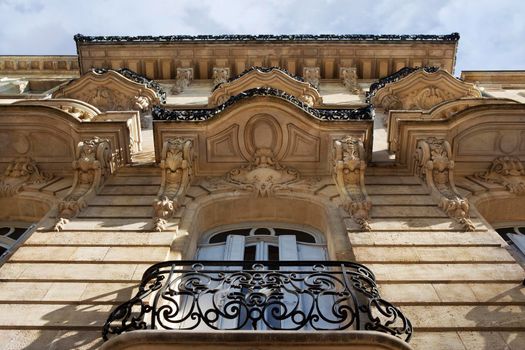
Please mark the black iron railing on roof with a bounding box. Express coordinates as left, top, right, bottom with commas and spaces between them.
75, 33, 459, 43
102, 260, 412, 342
152, 87, 374, 122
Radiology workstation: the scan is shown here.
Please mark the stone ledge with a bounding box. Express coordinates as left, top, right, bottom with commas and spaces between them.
101, 331, 414, 350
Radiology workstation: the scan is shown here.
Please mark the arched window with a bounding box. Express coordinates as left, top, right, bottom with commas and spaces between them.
196, 226, 327, 262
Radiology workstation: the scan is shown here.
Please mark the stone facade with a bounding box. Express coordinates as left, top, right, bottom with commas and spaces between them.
0, 33, 524, 350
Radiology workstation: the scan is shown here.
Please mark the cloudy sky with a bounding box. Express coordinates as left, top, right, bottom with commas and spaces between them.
0, 0, 523, 74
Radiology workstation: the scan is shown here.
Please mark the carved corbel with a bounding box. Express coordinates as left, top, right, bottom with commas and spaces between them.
172, 68, 193, 94
0, 157, 52, 197
303, 67, 320, 90
212, 67, 230, 87
414, 137, 475, 231
152, 138, 193, 231
332, 136, 372, 231
474, 156, 525, 195
340, 67, 361, 94
53, 137, 113, 231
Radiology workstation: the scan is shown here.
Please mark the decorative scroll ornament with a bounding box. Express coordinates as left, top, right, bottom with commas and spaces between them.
303, 67, 320, 89
332, 136, 372, 231
53, 137, 113, 231
172, 68, 193, 94
212, 67, 230, 88
474, 156, 525, 195
340, 67, 361, 94
414, 137, 475, 231
0, 157, 52, 197
226, 148, 300, 197
152, 138, 193, 232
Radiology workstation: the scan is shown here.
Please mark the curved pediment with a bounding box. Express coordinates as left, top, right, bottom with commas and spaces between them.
13, 98, 102, 121
53, 69, 161, 112
153, 93, 373, 176
371, 68, 481, 111
209, 67, 323, 107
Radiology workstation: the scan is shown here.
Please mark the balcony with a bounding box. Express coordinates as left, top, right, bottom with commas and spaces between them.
102, 260, 412, 349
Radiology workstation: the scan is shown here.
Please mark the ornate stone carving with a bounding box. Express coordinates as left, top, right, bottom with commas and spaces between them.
371, 69, 481, 112
153, 138, 193, 232
303, 67, 320, 89
332, 136, 372, 231
53, 69, 159, 112
475, 156, 525, 195
340, 67, 360, 94
53, 137, 113, 231
414, 137, 475, 231
208, 67, 323, 107
226, 148, 300, 197
0, 157, 52, 197
212, 67, 230, 87
172, 68, 193, 94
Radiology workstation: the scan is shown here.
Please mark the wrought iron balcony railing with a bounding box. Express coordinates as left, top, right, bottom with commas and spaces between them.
102, 260, 412, 342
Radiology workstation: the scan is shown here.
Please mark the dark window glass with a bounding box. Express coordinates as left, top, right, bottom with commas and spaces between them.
209, 229, 250, 243
253, 228, 271, 235
8, 227, 27, 240
274, 228, 316, 243
0, 227, 11, 236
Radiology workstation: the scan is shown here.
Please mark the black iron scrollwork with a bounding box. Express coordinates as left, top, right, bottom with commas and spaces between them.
366, 66, 440, 103
102, 260, 412, 343
75, 33, 459, 43
91, 68, 166, 103
152, 87, 374, 122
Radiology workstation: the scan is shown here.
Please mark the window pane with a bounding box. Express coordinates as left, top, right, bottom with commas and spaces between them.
274, 228, 316, 243
8, 227, 28, 240
209, 229, 250, 243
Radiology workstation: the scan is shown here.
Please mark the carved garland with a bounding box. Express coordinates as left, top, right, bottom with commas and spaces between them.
474, 156, 525, 195
226, 148, 300, 197
53, 137, 113, 231
414, 137, 475, 231
0, 157, 52, 197
332, 136, 372, 231
152, 138, 193, 232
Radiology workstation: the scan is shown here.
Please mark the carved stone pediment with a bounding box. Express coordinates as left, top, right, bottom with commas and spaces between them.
209, 67, 322, 107
475, 156, 525, 195
14, 98, 101, 121
0, 157, 53, 197
154, 97, 372, 177
371, 68, 481, 111
53, 69, 160, 112
415, 137, 475, 231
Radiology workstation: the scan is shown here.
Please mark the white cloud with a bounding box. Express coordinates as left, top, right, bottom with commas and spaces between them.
0, 0, 523, 73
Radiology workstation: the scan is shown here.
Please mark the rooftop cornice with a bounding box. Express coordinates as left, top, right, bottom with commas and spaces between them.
153, 87, 373, 122
74, 33, 460, 44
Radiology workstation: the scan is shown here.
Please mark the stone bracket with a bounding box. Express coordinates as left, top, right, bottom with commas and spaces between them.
332, 136, 372, 231
0, 157, 53, 197
152, 138, 193, 231
172, 68, 193, 94
414, 137, 475, 231
53, 137, 113, 231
